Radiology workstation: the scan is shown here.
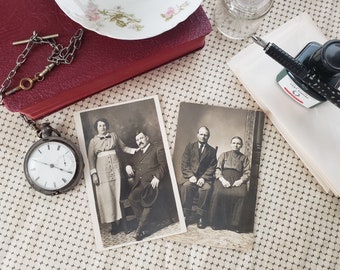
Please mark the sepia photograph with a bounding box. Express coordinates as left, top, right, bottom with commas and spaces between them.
171, 102, 265, 251
74, 96, 186, 250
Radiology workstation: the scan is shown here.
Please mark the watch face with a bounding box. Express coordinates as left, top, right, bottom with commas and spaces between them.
24, 137, 83, 195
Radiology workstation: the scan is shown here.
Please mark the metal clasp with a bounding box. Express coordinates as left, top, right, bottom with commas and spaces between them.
4, 63, 56, 96
12, 33, 59, 45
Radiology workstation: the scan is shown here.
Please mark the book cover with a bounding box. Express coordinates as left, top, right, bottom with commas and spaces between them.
228, 13, 340, 196
170, 102, 265, 251
1, 1, 211, 120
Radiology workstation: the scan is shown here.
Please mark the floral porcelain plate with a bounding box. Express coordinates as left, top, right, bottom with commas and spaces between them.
55, 0, 202, 40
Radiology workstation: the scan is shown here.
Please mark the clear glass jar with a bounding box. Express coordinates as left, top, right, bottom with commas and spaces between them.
215, 0, 274, 40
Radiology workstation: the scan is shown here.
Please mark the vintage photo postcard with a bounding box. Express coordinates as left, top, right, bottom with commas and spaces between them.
170, 102, 265, 251
74, 96, 186, 250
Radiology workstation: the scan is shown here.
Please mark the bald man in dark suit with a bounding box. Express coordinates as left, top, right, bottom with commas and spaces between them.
125, 130, 169, 240
179, 126, 217, 229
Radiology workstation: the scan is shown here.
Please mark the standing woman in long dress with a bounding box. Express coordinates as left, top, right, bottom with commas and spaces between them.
88, 118, 136, 234
209, 136, 250, 231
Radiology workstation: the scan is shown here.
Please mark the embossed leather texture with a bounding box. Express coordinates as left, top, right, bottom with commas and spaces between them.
1, 1, 211, 120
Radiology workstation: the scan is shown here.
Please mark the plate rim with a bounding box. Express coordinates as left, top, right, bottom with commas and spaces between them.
55, 0, 203, 40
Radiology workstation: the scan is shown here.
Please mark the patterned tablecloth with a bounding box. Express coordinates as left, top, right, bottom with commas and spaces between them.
1, 0, 339, 269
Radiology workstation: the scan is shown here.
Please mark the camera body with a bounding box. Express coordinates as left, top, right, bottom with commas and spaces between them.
276, 40, 340, 108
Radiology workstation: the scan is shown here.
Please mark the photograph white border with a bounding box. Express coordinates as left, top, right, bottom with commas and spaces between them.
74, 95, 186, 250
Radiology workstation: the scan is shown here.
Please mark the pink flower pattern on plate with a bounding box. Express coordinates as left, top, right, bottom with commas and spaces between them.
86, 1, 100, 21
84, 1, 143, 31
161, 1, 190, 21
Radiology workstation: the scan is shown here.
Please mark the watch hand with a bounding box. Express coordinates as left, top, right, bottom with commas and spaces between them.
53, 165, 74, 174
32, 159, 51, 166
32, 159, 73, 174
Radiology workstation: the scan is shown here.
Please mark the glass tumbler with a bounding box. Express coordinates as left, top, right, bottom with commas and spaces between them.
215, 0, 274, 40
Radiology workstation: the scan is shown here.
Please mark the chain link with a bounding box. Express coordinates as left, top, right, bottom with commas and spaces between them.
0, 35, 36, 96
0, 29, 83, 105
20, 113, 41, 135
48, 29, 83, 65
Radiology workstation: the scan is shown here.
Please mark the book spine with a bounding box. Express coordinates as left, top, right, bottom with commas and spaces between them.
19, 36, 207, 120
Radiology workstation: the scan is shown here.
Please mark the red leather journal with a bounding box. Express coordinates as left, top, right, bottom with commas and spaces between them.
1, 1, 211, 120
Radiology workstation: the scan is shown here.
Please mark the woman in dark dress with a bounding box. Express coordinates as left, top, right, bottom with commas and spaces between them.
209, 136, 250, 231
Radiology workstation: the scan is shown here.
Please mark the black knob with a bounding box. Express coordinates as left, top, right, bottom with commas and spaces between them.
310, 39, 340, 78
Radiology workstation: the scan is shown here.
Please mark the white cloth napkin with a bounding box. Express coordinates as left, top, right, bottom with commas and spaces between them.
228, 13, 340, 196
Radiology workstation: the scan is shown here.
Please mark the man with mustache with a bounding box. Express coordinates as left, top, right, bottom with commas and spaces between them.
125, 130, 169, 241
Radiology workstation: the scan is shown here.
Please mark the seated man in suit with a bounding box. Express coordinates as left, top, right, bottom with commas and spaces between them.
179, 126, 217, 229
125, 130, 169, 241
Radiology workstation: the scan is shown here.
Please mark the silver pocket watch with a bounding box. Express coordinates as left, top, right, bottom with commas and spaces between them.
23, 122, 84, 195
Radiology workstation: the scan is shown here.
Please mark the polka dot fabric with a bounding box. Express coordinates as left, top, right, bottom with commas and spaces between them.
1, 0, 339, 269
